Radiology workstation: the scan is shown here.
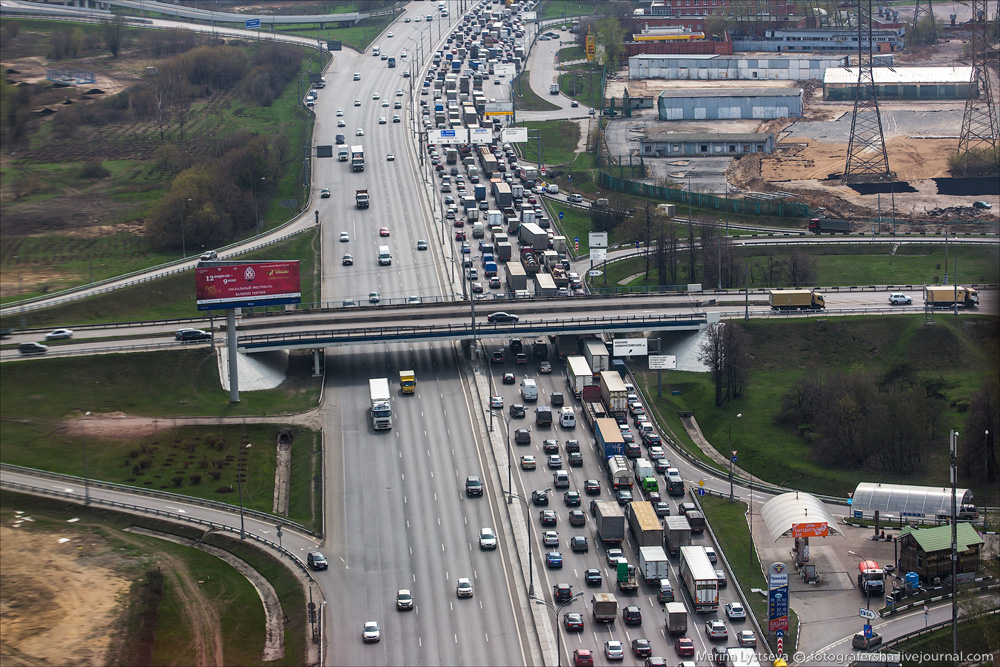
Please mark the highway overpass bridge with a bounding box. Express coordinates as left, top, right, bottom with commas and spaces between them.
236, 312, 713, 353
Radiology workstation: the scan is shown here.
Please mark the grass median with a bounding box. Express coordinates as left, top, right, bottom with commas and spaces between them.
513, 71, 561, 111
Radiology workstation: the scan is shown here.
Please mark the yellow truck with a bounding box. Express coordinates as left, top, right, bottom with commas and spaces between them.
923, 285, 979, 308
399, 370, 415, 395
768, 289, 826, 311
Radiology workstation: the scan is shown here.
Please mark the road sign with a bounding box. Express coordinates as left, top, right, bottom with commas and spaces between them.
500, 127, 527, 143
775, 630, 785, 638
863, 624, 872, 638
698, 479, 705, 486
697, 487, 705, 496
245, 18, 261, 29
559, 211, 564, 219
648, 355, 677, 370
541, 166, 546, 175
732, 451, 738, 463
859, 608, 878, 620
635, 240, 640, 249
589, 232, 608, 248
589, 248, 606, 262
588, 270, 602, 277
484, 102, 514, 114
574, 240, 579, 251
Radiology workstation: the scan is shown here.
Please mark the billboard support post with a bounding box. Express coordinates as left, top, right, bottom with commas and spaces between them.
228, 309, 240, 403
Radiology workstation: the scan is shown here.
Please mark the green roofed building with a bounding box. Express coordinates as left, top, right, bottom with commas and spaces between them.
898, 523, 984, 584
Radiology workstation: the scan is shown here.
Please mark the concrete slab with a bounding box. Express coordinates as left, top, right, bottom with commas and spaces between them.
217, 346, 289, 391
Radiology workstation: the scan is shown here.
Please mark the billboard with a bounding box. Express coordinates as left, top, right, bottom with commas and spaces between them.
428, 128, 469, 144
501, 127, 528, 143
469, 127, 493, 144
768, 562, 789, 632
196, 261, 301, 311
648, 355, 677, 370
585, 34, 596, 61
792, 522, 829, 538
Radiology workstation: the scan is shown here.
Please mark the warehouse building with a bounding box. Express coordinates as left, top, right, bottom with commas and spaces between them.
639, 132, 775, 157
658, 89, 803, 120
823, 66, 975, 101
630, 53, 853, 81
733, 27, 905, 53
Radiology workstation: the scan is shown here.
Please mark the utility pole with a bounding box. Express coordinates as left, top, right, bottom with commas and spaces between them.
843, 0, 892, 184
950, 430, 959, 656
956, 0, 999, 175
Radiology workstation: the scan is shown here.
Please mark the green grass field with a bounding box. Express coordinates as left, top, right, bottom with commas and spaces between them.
634, 315, 997, 503
557, 63, 603, 107
521, 120, 582, 166
512, 71, 561, 111
0, 228, 319, 329
557, 45, 586, 61
537, 0, 603, 19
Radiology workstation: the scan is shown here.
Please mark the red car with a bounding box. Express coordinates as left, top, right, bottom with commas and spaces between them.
674, 637, 695, 657
379, 227, 390, 237
454, 218, 465, 227
573, 649, 594, 667
455, 231, 466, 241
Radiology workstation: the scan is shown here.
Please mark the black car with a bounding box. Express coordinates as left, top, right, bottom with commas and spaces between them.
492, 349, 505, 363
631, 638, 652, 658
509, 403, 526, 418
465, 475, 483, 497
175, 328, 212, 342
542, 439, 559, 454
653, 459, 670, 474
622, 606, 642, 625
539, 510, 557, 526
532, 489, 549, 506
307, 551, 328, 570
509, 338, 523, 353
570, 535, 589, 553
584, 568, 603, 585
553, 582, 573, 602
564, 611, 584, 631
565, 439, 580, 453
335, 133, 345, 144
550, 391, 564, 407
564, 491, 581, 507
584, 479, 601, 495
569, 509, 587, 526
567, 452, 583, 467
487, 311, 519, 323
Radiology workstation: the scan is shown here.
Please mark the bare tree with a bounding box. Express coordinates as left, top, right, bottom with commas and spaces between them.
963, 381, 1000, 484
699, 322, 727, 406
686, 218, 696, 283
100, 14, 127, 58
589, 193, 632, 233
786, 247, 818, 286
698, 321, 752, 406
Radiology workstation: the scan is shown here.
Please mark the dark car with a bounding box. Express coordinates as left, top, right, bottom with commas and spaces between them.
532, 489, 550, 506
487, 311, 519, 323
716, 569, 728, 588
175, 328, 212, 342
674, 638, 695, 657
568, 452, 583, 467
514, 428, 531, 444
465, 475, 483, 496
546, 551, 563, 568
584, 479, 601, 495
653, 459, 670, 474
564, 611, 584, 631
653, 502, 671, 517
542, 439, 559, 454
565, 439, 580, 453
616, 488, 634, 505
491, 349, 505, 363
564, 491, 581, 507
502, 372, 516, 384
509, 403, 526, 418
18, 342, 48, 355
553, 582, 573, 602
307, 551, 328, 570
573, 649, 594, 666
550, 391, 565, 406
509, 339, 523, 353
631, 638, 652, 658
584, 568, 602, 585
622, 606, 642, 625
569, 509, 587, 526
679, 502, 697, 516
570, 535, 589, 553
539, 510, 557, 526
335, 133, 345, 144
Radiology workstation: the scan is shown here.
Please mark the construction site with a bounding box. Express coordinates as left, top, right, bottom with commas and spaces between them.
605, 0, 1000, 227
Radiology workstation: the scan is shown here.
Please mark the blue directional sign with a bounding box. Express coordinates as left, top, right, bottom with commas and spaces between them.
697, 487, 705, 496
854, 510, 864, 519
440, 129, 456, 137
775, 630, 785, 639
732, 454, 738, 463
574, 237, 579, 243
863, 624, 872, 638
559, 211, 564, 219
635, 241, 640, 249
245, 18, 261, 29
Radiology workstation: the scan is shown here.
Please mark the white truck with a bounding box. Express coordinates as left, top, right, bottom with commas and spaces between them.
583, 338, 609, 374
369, 378, 393, 430
599, 370, 629, 421
566, 355, 592, 399
679, 546, 719, 612
665, 601, 688, 635
638, 546, 670, 584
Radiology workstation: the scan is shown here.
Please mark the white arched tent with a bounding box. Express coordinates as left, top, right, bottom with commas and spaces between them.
760, 491, 843, 541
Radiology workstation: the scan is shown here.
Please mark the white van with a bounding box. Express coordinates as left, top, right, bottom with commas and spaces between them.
372, 45, 381, 56
378, 245, 392, 266
559, 406, 576, 428
552, 469, 570, 488
520, 378, 538, 401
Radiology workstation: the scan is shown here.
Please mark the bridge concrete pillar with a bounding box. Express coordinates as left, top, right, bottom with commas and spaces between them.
227, 309, 240, 403
313, 349, 322, 377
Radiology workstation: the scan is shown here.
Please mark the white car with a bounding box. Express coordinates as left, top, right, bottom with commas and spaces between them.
479, 527, 497, 549
889, 292, 912, 305
387, 31, 394, 37
336, 109, 344, 116
354, 99, 361, 106
705, 546, 718, 563
705, 619, 728, 639
393, 115, 401, 123
490, 395, 503, 409
456, 577, 473, 598
386, 153, 395, 161
378, 117, 387, 124
362, 621, 380, 642
414, 16, 421, 21
604, 640, 625, 660
381, 100, 389, 107
736, 629, 757, 647
372, 92, 380, 100
356, 128, 365, 136
648, 446, 665, 459
44, 329, 74, 340
396, 89, 404, 97
542, 530, 559, 546
725, 601, 747, 620
340, 232, 350, 242
396, 589, 413, 610
337, 119, 346, 127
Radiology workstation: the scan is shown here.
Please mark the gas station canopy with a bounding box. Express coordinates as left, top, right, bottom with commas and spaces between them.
760, 491, 843, 542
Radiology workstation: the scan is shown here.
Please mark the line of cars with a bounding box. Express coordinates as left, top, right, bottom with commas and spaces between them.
17, 327, 212, 356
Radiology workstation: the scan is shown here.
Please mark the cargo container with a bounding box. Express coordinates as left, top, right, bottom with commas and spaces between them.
596, 418, 626, 460
519, 221, 548, 251
808, 218, 852, 234
592, 592, 618, 623
600, 370, 629, 420
628, 501, 664, 549
535, 272, 557, 296
492, 182, 513, 208
566, 356, 592, 398
638, 545, 670, 584
496, 241, 513, 262
594, 501, 625, 544
584, 338, 610, 375
679, 546, 719, 612
665, 602, 688, 635
487, 209, 504, 227
924, 285, 979, 308
474, 184, 487, 201
663, 515, 692, 556
505, 261, 528, 291
768, 289, 826, 311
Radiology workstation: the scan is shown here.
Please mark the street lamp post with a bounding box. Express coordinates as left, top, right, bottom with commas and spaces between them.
729, 413, 742, 502
743, 243, 750, 321
508, 493, 536, 596
848, 550, 873, 622
237, 443, 253, 539
531, 592, 583, 667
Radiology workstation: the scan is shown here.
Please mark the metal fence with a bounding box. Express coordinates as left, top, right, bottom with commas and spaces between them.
598, 172, 814, 219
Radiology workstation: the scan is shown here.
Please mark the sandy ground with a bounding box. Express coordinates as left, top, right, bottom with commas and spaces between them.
0, 521, 130, 666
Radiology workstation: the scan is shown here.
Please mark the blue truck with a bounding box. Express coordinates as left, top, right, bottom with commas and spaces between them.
596, 417, 626, 460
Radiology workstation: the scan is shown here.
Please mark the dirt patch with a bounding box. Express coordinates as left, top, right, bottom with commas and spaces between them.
0, 522, 131, 666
